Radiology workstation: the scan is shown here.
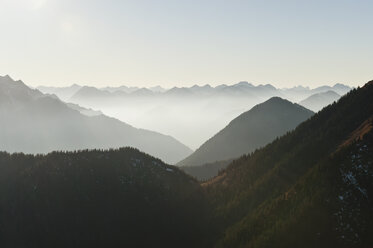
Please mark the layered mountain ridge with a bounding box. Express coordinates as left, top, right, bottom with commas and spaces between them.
0, 75, 192, 164
299, 90, 341, 112
0, 74, 372, 247
39, 81, 350, 149
39, 81, 351, 102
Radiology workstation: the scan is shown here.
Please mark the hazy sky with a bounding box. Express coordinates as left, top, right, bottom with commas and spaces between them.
0, 0, 372, 88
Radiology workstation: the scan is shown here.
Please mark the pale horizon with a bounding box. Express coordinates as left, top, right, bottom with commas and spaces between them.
1, 0, 372, 88
0, 73, 364, 90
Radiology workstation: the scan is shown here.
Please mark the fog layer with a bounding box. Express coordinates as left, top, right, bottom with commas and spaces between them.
0, 76, 192, 164
45, 82, 351, 149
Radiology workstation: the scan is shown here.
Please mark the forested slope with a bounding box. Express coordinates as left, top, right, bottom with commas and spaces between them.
0, 148, 208, 248
204, 81, 373, 247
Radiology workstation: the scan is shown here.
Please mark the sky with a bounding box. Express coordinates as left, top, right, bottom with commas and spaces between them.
0, 0, 372, 88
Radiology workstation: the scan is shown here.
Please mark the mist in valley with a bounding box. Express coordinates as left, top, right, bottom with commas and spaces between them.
71, 94, 264, 149
42, 82, 350, 149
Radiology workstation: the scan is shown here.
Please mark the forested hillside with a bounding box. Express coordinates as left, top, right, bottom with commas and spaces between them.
1, 78, 372, 248
0, 148, 208, 248
204, 81, 373, 247
181, 159, 232, 181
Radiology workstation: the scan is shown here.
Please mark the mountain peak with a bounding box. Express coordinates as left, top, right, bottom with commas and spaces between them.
258, 84, 276, 90
298, 90, 342, 112
16, 79, 26, 86
235, 81, 253, 87
323, 90, 340, 96
255, 97, 299, 110
178, 96, 313, 167
190, 84, 212, 91
0, 75, 29, 90
333, 83, 347, 87
243, 97, 312, 119
0, 74, 14, 83
265, 96, 289, 103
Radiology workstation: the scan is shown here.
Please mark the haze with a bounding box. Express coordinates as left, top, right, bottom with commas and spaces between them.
1, 1, 373, 246
38, 82, 351, 149
1, 0, 372, 88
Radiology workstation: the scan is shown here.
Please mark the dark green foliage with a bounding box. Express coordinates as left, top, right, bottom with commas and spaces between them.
205, 82, 373, 247
181, 159, 232, 181
0, 148, 208, 248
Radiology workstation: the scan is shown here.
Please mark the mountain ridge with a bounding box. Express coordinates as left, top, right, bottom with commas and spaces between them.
38, 81, 352, 101
0, 76, 192, 164
178, 97, 314, 167
203, 81, 373, 247
0, 147, 208, 247
299, 90, 341, 112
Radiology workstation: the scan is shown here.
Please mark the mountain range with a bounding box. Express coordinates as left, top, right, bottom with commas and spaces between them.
299, 90, 341, 112
0, 75, 191, 164
38, 81, 351, 102
0, 74, 372, 247
37, 84, 82, 102
37, 81, 350, 149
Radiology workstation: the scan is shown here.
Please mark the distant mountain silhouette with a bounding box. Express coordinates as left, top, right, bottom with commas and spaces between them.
66, 102, 103, 117
164, 86, 194, 97
312, 83, 352, 95
149, 85, 167, 92
37, 84, 82, 101
38, 81, 351, 149
70, 86, 114, 99
101, 85, 140, 93
99, 85, 166, 94
282, 83, 351, 102
299, 90, 341, 112
178, 97, 314, 167
0, 76, 192, 164
38, 81, 352, 101
130, 87, 154, 97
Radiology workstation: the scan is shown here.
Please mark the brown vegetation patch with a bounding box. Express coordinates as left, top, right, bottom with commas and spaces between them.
339, 116, 373, 148
201, 171, 227, 187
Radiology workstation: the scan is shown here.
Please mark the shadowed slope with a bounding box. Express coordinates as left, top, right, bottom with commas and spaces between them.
204, 81, 373, 247
0, 148, 208, 247
178, 97, 314, 167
